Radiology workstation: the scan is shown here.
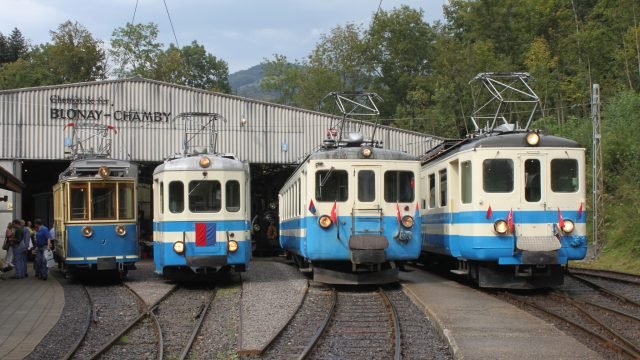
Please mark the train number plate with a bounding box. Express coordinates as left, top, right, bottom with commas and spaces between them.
97, 257, 117, 270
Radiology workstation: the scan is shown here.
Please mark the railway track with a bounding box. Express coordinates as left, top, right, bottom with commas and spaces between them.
568, 268, 640, 286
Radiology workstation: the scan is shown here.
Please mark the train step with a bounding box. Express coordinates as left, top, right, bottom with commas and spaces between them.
450, 269, 469, 275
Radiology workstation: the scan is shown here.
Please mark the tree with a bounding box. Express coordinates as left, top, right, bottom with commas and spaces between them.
7, 28, 28, 62
110, 22, 163, 78
46, 21, 106, 82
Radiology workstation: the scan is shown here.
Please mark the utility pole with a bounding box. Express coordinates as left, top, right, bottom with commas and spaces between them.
592, 84, 604, 258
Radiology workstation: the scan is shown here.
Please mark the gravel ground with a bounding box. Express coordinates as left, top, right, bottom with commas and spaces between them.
100, 316, 159, 360
239, 261, 307, 352
125, 259, 176, 306
257, 285, 334, 359
189, 282, 242, 359
24, 269, 90, 360
384, 285, 452, 360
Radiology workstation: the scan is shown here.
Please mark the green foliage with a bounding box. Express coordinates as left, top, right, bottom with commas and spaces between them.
110, 22, 163, 78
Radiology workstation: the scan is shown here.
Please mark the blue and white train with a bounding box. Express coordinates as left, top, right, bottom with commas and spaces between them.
420, 128, 587, 288
152, 113, 251, 280
53, 158, 139, 277
279, 132, 422, 284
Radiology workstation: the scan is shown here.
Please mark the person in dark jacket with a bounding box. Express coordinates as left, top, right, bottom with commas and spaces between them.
12, 219, 30, 279
33, 219, 50, 280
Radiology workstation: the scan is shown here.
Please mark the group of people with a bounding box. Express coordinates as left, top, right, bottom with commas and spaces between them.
2, 219, 52, 280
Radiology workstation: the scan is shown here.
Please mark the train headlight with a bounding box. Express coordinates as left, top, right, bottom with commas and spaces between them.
561, 219, 575, 234
494, 220, 508, 234
253, 223, 261, 232
401, 215, 414, 228
526, 131, 540, 146
81, 226, 94, 238
318, 215, 333, 229
173, 241, 185, 254
115, 225, 127, 236
98, 165, 110, 178
199, 156, 211, 168
361, 147, 373, 158
228, 240, 239, 252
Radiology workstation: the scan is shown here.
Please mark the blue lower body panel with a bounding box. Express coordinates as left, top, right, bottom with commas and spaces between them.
63, 224, 138, 266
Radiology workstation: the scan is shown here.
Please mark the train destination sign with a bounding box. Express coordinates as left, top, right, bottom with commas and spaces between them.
49, 94, 171, 122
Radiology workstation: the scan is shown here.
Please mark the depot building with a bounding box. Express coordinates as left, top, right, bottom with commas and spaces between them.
0, 77, 441, 239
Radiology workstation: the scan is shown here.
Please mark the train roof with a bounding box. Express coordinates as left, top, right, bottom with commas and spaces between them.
59, 158, 136, 180
153, 153, 245, 175
421, 131, 582, 164
308, 146, 418, 161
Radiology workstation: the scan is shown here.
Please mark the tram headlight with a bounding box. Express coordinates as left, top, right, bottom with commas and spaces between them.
98, 165, 111, 178
494, 220, 508, 234
253, 223, 261, 232
173, 241, 185, 254
361, 147, 373, 158
228, 240, 239, 253
115, 225, 127, 236
401, 215, 414, 228
318, 215, 332, 229
526, 131, 540, 146
81, 226, 94, 238
561, 219, 575, 234
199, 156, 211, 168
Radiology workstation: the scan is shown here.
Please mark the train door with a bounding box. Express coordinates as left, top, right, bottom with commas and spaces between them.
516, 154, 560, 253
351, 165, 383, 238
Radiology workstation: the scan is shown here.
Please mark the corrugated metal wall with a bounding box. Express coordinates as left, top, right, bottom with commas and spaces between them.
0, 78, 442, 163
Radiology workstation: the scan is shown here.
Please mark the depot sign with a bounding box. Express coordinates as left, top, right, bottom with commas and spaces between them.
49, 95, 171, 122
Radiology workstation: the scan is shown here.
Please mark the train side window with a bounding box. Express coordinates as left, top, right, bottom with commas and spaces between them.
428, 174, 436, 208
483, 159, 513, 192
524, 159, 541, 202
160, 182, 164, 214
189, 181, 221, 212
461, 161, 472, 204
169, 181, 184, 213
226, 180, 241, 212
69, 182, 89, 220
384, 171, 414, 202
358, 170, 376, 202
439, 169, 447, 207
92, 182, 117, 220
118, 182, 135, 220
551, 159, 579, 192
315, 169, 348, 202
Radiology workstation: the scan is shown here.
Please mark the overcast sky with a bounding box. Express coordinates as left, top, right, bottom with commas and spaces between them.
1, 0, 446, 73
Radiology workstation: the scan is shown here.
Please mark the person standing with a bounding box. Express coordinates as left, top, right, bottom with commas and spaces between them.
12, 220, 29, 279
3, 222, 15, 271
33, 219, 50, 280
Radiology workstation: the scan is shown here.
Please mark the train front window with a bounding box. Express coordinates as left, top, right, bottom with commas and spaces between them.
226, 180, 241, 212
524, 159, 541, 202
92, 182, 116, 220
551, 159, 579, 192
358, 170, 375, 202
169, 181, 184, 213
461, 161, 472, 204
69, 183, 88, 220
384, 171, 414, 202
118, 182, 135, 220
315, 169, 348, 202
189, 181, 221, 212
483, 159, 514, 193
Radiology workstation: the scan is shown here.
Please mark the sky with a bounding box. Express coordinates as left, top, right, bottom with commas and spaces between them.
0, 0, 446, 73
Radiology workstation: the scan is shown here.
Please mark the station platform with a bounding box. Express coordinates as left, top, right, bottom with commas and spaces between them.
400, 269, 602, 359
0, 265, 64, 360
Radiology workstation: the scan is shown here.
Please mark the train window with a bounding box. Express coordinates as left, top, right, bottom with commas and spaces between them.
159, 182, 164, 214
169, 181, 184, 213
118, 182, 135, 220
69, 182, 89, 220
524, 159, 541, 202
439, 170, 447, 207
226, 181, 241, 212
189, 181, 221, 212
461, 161, 472, 204
358, 170, 376, 202
428, 174, 436, 208
483, 159, 514, 192
92, 182, 117, 220
315, 169, 348, 202
384, 171, 414, 202
551, 159, 579, 192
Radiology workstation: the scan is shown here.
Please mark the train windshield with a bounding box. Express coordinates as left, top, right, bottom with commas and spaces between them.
524, 159, 541, 202
189, 180, 221, 212
483, 159, 514, 192
226, 180, 241, 212
92, 182, 117, 220
384, 171, 414, 202
67, 181, 136, 221
118, 182, 135, 219
70, 183, 89, 220
551, 159, 579, 192
316, 169, 348, 202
